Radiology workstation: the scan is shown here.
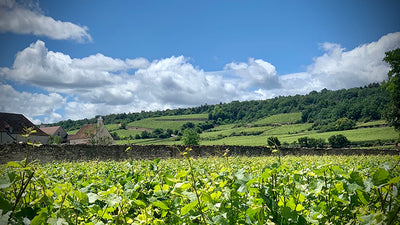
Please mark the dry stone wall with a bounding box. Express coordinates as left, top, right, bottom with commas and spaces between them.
0, 144, 398, 164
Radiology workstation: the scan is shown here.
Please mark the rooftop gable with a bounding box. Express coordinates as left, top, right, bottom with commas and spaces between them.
40, 126, 63, 136
68, 124, 97, 140
0, 112, 48, 136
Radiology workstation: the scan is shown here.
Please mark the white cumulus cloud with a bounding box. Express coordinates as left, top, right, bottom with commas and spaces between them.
0, 0, 92, 42
224, 58, 281, 90
1, 32, 399, 123
306, 32, 400, 90
0, 82, 66, 123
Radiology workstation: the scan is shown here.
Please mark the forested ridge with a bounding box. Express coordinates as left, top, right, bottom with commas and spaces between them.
49, 83, 389, 131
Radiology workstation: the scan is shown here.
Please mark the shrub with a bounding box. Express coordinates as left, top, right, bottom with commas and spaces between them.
120, 120, 127, 129
181, 128, 200, 145
141, 130, 150, 139
267, 136, 281, 147
298, 137, 325, 148
298, 137, 309, 147
335, 117, 356, 131
49, 135, 62, 144
328, 134, 350, 148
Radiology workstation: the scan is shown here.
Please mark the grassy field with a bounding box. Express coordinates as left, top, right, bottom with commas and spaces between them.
251, 112, 301, 126
200, 124, 397, 146
69, 112, 398, 146
127, 113, 208, 130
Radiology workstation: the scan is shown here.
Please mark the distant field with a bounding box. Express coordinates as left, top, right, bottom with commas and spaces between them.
127, 113, 208, 130
67, 129, 79, 135
355, 120, 387, 128
200, 125, 398, 146
252, 112, 302, 126
69, 112, 398, 147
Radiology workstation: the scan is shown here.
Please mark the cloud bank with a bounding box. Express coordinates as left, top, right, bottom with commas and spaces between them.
0, 0, 92, 42
1, 32, 399, 123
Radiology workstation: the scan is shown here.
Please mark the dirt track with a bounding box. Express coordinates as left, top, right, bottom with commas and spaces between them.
126, 126, 153, 132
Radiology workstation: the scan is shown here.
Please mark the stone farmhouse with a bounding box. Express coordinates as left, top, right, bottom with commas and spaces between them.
68, 117, 114, 145
0, 112, 49, 144
40, 125, 68, 143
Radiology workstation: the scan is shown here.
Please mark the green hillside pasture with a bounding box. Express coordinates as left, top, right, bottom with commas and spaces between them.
200, 124, 397, 146
128, 113, 208, 130
67, 129, 79, 135
202, 123, 310, 140
355, 120, 387, 128
278, 126, 398, 144
200, 123, 311, 145
154, 114, 209, 120
202, 126, 275, 141
252, 112, 302, 126
105, 123, 120, 132
112, 129, 142, 139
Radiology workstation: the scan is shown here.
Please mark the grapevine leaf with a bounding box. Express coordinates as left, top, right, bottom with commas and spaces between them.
87, 193, 98, 204
0, 175, 11, 189
31, 212, 47, 225
47, 217, 68, 225
152, 201, 169, 210
0, 196, 12, 212
372, 168, 390, 187
212, 215, 229, 225
356, 189, 370, 205
349, 171, 364, 187
6, 161, 20, 168
67, 195, 84, 214
201, 191, 212, 204
133, 199, 146, 208
388, 175, 400, 184
0, 210, 11, 225
237, 184, 247, 193
181, 200, 198, 216
175, 182, 191, 190
359, 214, 374, 225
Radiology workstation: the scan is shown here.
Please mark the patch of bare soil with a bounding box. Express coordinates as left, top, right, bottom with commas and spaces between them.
154, 118, 208, 121
126, 126, 153, 132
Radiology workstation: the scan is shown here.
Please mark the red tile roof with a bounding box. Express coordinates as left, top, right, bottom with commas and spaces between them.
40, 126, 62, 136
68, 124, 97, 140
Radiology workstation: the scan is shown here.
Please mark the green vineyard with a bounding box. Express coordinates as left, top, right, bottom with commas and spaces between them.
1, 150, 399, 224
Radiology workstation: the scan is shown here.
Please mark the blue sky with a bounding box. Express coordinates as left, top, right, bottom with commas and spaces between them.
0, 0, 400, 123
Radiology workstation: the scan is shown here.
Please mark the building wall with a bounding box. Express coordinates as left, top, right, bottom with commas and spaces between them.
69, 118, 114, 145
0, 132, 15, 143
93, 125, 114, 145
0, 132, 48, 144
69, 138, 90, 145
55, 127, 68, 142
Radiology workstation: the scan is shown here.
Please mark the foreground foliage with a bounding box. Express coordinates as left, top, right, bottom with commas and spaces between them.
1, 153, 400, 224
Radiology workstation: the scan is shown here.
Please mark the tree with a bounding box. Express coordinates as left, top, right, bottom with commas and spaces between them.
141, 130, 150, 139
120, 120, 127, 130
181, 122, 195, 131
298, 137, 325, 148
335, 117, 356, 131
328, 134, 350, 148
383, 48, 400, 133
267, 136, 281, 147
181, 128, 200, 145
48, 135, 62, 145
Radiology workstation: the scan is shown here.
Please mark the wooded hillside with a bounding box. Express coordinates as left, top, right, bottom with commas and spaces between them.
49, 83, 389, 131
